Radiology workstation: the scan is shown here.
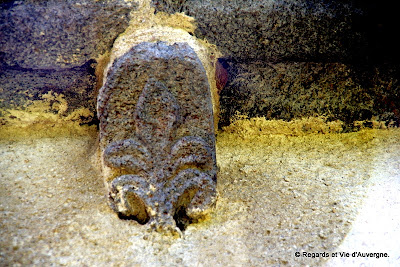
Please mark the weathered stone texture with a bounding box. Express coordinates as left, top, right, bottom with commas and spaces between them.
219, 61, 400, 128
1, 0, 398, 131
97, 41, 217, 234
152, 0, 399, 128
0, 0, 136, 125
0, 61, 96, 109
153, 0, 364, 63
0, 0, 134, 70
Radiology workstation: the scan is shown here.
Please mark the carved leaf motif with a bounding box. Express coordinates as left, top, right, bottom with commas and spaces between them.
99, 42, 217, 234
104, 138, 150, 173
168, 169, 216, 219
170, 136, 213, 173
104, 79, 216, 232
109, 174, 150, 224
134, 79, 180, 151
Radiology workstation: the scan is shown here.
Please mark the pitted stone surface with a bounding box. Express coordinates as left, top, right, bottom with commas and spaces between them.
152, 0, 363, 63
97, 42, 217, 234
0, 0, 134, 70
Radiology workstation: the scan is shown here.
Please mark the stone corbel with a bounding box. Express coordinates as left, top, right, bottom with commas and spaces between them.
97, 26, 219, 235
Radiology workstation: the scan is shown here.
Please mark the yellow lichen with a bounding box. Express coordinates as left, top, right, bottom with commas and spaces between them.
0, 91, 95, 140
222, 114, 345, 138
65, 108, 94, 122
41, 91, 69, 115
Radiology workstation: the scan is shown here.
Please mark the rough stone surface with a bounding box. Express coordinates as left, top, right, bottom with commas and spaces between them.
1, 0, 398, 129
219, 61, 400, 129
102, 19, 222, 127
97, 41, 217, 234
0, 0, 136, 126
0, 0, 135, 70
152, 0, 364, 63
0, 60, 97, 124
151, 0, 399, 128
1, 125, 399, 266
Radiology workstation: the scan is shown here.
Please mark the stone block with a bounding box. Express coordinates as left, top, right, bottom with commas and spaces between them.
218, 61, 400, 128
152, 0, 364, 63
0, 60, 97, 126
0, 0, 134, 70
97, 41, 217, 235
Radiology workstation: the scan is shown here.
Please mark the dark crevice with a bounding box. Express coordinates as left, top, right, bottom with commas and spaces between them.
117, 213, 150, 225
173, 206, 194, 232
0, 58, 97, 73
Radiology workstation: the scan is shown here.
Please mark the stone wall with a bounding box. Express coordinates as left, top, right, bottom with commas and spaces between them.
152, 0, 399, 128
0, 0, 399, 129
153, 0, 364, 63
218, 61, 399, 129
0, 0, 134, 126
0, 0, 133, 69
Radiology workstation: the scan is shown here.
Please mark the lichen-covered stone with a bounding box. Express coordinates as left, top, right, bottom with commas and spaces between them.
0, 60, 97, 126
97, 41, 217, 235
0, 0, 135, 125
219, 61, 400, 129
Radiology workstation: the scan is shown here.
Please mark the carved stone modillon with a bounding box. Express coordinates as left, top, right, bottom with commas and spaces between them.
97, 42, 217, 235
